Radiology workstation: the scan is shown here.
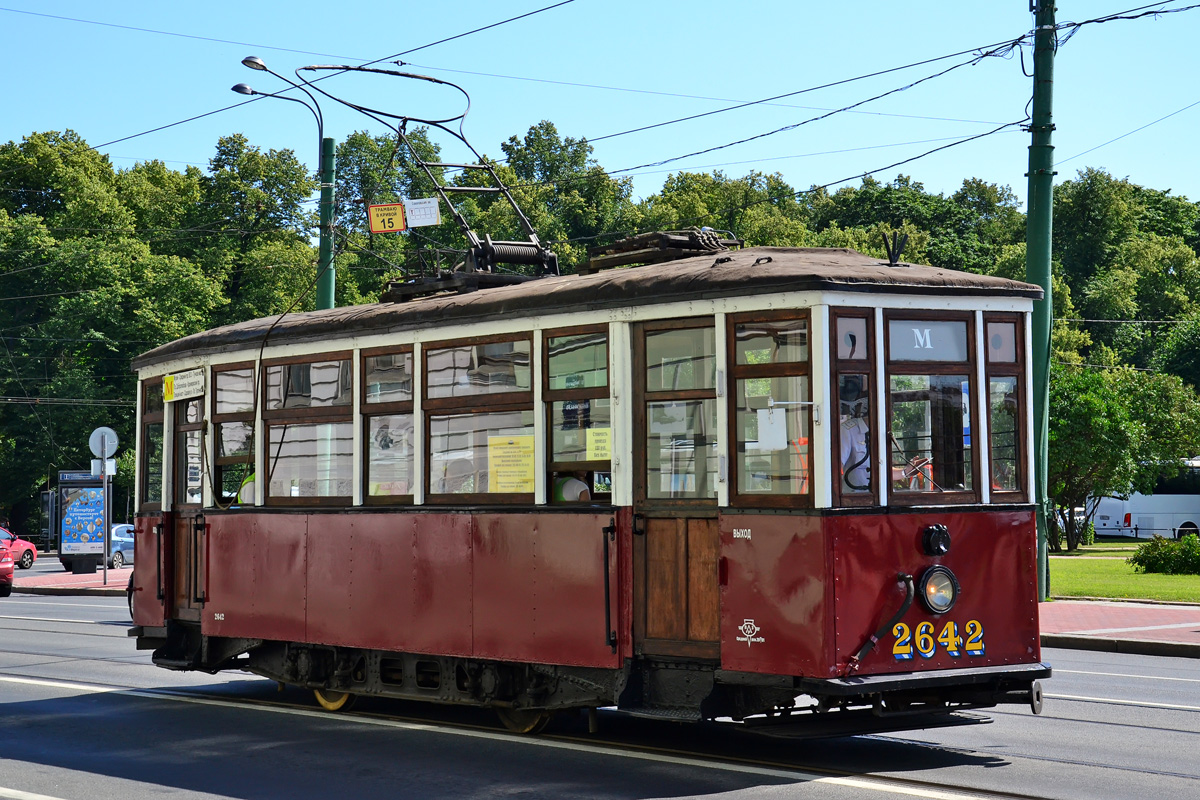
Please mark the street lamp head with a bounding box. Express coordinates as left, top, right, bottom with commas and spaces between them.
241, 55, 267, 71
231, 83, 257, 96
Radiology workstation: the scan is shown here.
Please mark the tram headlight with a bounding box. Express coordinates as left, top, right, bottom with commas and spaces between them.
918, 565, 960, 614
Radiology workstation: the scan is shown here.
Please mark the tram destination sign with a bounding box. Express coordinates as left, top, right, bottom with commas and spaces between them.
163, 367, 205, 402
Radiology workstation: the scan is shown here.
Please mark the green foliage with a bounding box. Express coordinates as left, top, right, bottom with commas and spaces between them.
1128, 534, 1200, 575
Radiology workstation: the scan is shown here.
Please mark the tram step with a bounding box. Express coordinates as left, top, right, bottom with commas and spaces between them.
621, 706, 703, 722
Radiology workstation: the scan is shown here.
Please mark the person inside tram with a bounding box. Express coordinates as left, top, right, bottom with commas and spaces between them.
839, 375, 871, 493
552, 471, 591, 502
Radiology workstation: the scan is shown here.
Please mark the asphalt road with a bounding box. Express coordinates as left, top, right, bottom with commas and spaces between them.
1, 594, 1199, 800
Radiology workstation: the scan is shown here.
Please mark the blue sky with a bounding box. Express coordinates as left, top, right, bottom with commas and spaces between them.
3, 1, 1198, 213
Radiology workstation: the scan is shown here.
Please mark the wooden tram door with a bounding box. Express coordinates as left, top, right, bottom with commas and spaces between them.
633, 320, 721, 659
170, 400, 206, 622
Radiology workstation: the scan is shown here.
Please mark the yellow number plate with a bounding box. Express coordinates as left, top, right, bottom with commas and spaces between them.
892, 620, 985, 660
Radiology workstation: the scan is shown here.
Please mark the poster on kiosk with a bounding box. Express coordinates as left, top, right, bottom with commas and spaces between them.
58, 470, 107, 567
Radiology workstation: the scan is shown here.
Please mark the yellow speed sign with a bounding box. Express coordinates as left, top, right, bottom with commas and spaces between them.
368, 203, 407, 234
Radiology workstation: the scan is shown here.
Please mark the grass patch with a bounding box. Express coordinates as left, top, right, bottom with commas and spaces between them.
1049, 556, 1200, 602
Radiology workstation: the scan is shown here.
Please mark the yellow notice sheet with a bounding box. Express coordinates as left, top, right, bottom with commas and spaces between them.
586, 427, 612, 460
488, 435, 535, 493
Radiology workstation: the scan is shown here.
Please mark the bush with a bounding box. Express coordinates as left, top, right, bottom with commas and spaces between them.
1128, 533, 1200, 575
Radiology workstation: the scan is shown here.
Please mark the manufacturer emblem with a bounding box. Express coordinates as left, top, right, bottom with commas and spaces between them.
736, 619, 765, 647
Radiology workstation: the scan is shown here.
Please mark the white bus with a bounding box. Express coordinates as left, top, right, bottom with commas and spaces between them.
1093, 458, 1200, 539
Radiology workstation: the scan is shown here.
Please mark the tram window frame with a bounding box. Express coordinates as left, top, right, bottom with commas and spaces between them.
139, 378, 165, 512
361, 345, 415, 505
261, 352, 354, 506
636, 317, 720, 508
211, 362, 256, 506
983, 312, 1028, 502
830, 309, 877, 507
884, 311, 981, 506
544, 324, 612, 504
173, 397, 205, 509
423, 333, 535, 505
727, 310, 814, 509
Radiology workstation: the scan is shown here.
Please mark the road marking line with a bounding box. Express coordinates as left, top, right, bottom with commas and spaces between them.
0, 615, 109, 625
0, 675, 119, 694
0, 786, 75, 800
1048, 692, 1200, 712
1056, 668, 1200, 684
0, 675, 988, 799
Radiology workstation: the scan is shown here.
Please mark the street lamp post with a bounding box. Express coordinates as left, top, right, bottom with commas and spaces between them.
233, 55, 337, 310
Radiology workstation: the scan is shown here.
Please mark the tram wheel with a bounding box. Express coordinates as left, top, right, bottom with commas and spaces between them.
313, 688, 357, 712
496, 707, 552, 734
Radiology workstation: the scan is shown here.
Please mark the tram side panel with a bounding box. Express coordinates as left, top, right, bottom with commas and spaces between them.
204, 513, 308, 643
305, 513, 471, 657
132, 514, 166, 627
472, 512, 622, 668
199, 510, 620, 668
718, 513, 832, 677
829, 509, 1041, 674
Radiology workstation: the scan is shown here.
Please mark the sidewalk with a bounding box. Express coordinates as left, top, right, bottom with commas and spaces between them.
1040, 598, 1200, 658
12, 566, 129, 597
9, 571, 1200, 658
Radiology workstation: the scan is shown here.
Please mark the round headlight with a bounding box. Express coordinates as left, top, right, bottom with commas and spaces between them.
919, 565, 960, 614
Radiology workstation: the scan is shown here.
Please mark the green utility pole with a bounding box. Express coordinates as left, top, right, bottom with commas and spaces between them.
1026, 1, 1056, 600
316, 136, 337, 310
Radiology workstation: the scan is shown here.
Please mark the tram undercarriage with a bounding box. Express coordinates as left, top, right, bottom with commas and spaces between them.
135, 621, 1046, 735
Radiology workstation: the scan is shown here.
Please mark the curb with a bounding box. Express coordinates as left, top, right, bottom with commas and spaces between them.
13, 586, 127, 598
1042, 633, 1200, 659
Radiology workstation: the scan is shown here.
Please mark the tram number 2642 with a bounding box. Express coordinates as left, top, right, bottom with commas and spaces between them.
892, 620, 986, 660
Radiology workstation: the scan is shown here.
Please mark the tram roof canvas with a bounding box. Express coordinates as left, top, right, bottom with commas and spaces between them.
133, 246, 1041, 371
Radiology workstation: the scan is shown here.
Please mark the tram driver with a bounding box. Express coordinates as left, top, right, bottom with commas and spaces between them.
839, 375, 871, 494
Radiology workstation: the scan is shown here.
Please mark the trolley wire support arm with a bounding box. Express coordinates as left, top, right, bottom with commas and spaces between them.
298, 65, 560, 280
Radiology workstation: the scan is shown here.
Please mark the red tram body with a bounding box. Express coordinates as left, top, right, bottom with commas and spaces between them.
130, 246, 1048, 733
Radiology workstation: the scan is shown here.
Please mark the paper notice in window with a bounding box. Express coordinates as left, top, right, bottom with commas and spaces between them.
754, 408, 788, 451
488, 435, 535, 493
586, 427, 611, 460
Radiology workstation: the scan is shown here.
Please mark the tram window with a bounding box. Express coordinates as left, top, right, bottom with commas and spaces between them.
267, 422, 353, 499
363, 348, 415, 503
545, 327, 611, 503
729, 313, 812, 507
734, 376, 811, 496
647, 400, 719, 500
428, 410, 535, 496
263, 355, 353, 504
366, 413, 415, 497
831, 310, 876, 506
364, 351, 413, 403
265, 359, 351, 409
175, 429, 203, 506
886, 313, 978, 503
734, 318, 808, 365
426, 339, 531, 399
140, 379, 164, 510
988, 377, 1020, 492
214, 365, 255, 505
889, 374, 973, 495
985, 314, 1026, 500
647, 328, 716, 391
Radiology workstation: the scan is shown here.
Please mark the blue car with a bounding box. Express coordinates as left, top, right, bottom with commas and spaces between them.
109, 524, 134, 568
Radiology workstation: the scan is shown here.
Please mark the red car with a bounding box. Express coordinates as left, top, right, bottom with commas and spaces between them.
0, 548, 12, 597
0, 528, 37, 570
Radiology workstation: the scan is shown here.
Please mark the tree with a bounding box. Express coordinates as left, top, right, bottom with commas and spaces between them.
1049, 365, 1200, 551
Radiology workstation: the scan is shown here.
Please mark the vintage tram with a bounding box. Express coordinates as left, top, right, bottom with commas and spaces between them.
129, 241, 1049, 734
